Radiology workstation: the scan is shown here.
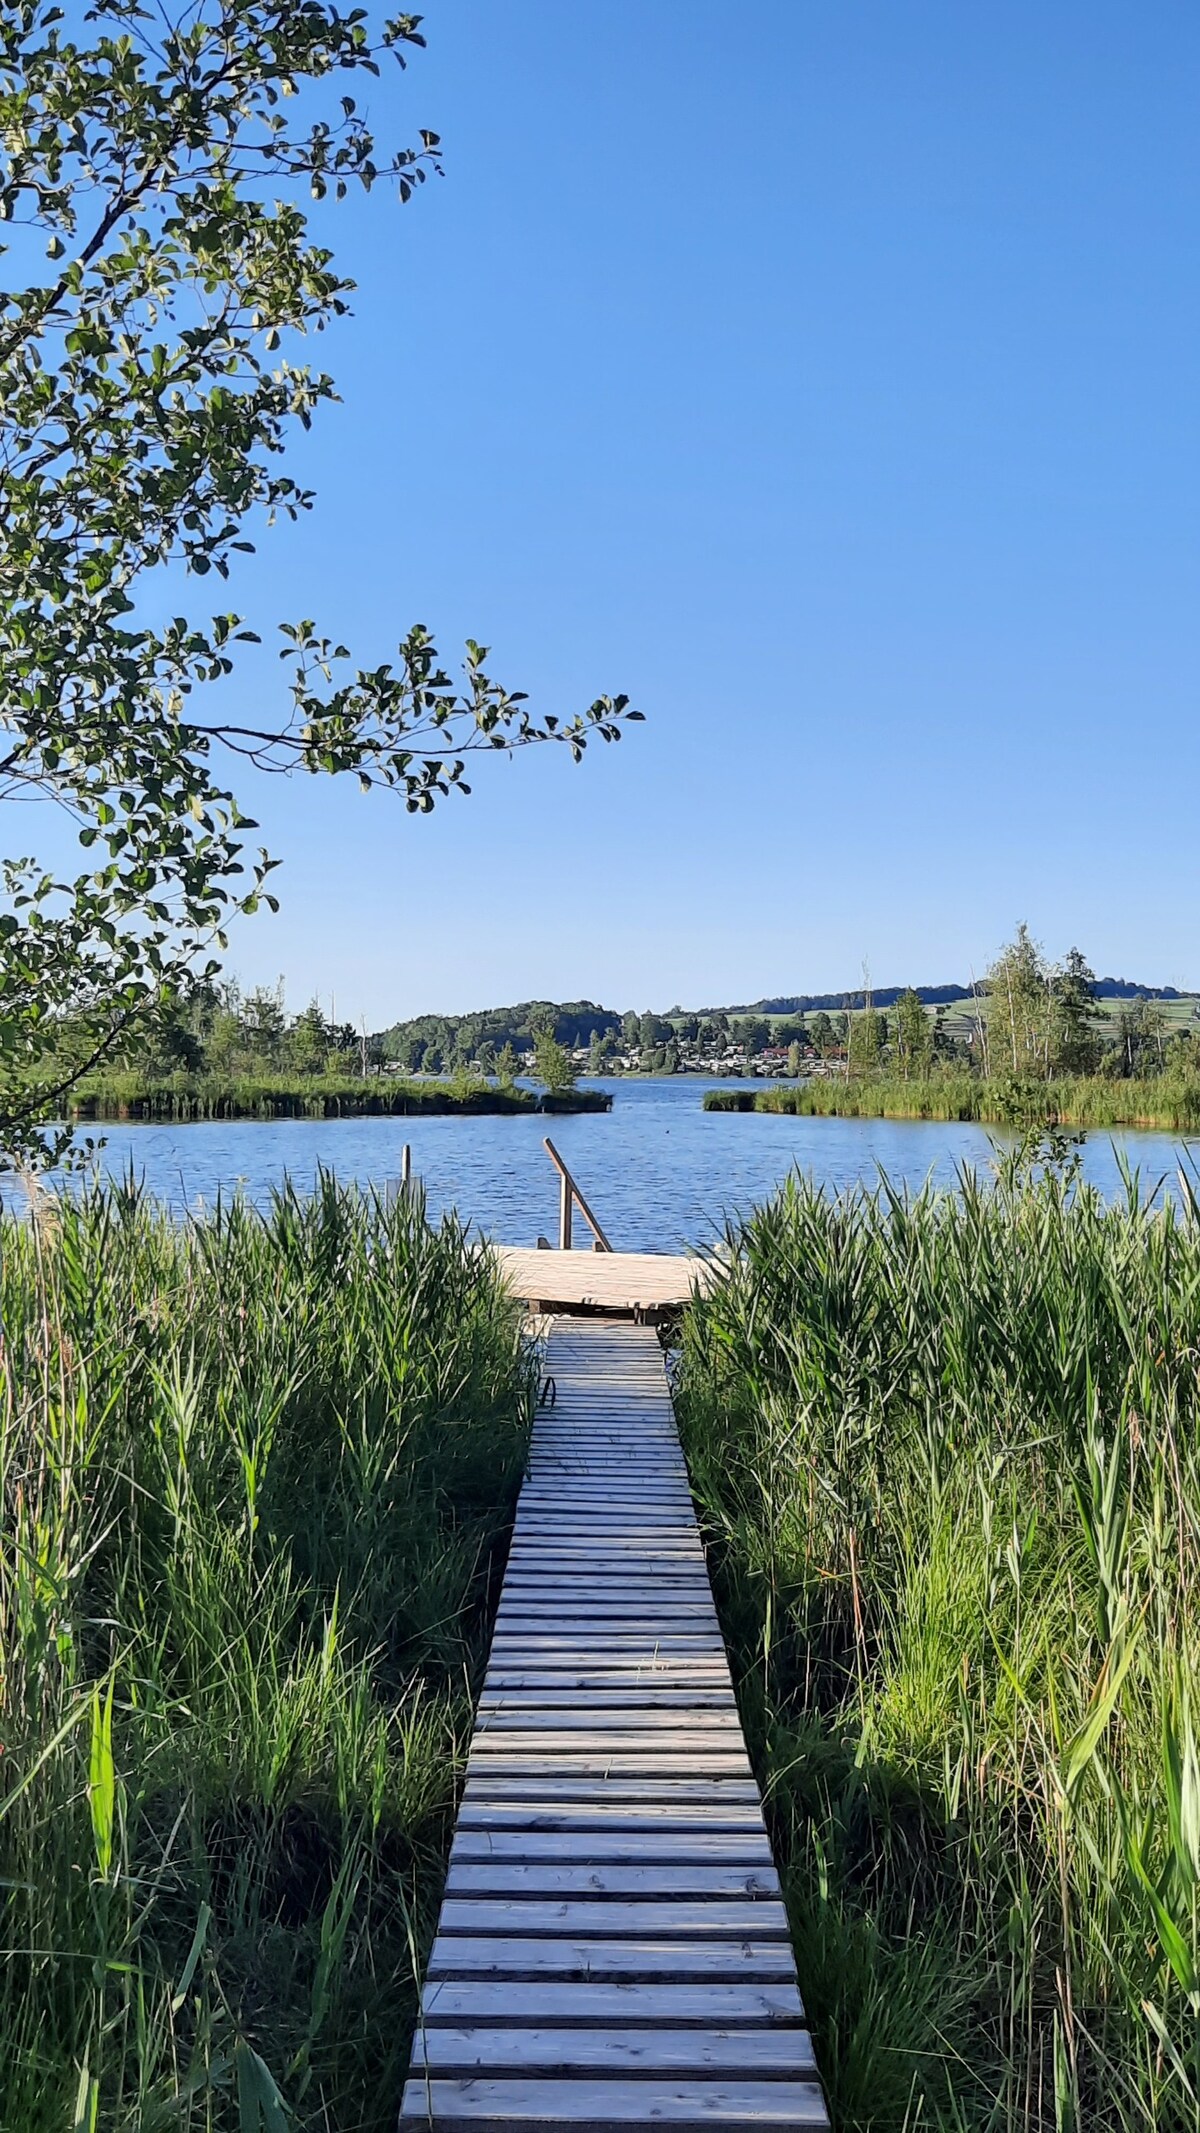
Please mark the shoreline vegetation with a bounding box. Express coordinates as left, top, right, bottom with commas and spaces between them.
679, 1161, 1200, 2128
0, 1176, 532, 2129
705, 1072, 1200, 1132
64, 1073, 611, 1122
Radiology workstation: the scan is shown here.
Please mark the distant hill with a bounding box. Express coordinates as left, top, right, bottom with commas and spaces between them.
375, 981, 1191, 1061
376, 999, 623, 1063
690, 979, 1187, 1015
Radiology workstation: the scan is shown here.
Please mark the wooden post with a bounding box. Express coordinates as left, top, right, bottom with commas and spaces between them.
558, 1168, 573, 1252
386, 1146, 413, 1210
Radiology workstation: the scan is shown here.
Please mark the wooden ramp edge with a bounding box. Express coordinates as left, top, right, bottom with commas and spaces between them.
399, 1318, 829, 2133
493, 1248, 715, 1320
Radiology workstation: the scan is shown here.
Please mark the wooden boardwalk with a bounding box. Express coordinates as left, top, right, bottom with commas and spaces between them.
399, 1319, 828, 2133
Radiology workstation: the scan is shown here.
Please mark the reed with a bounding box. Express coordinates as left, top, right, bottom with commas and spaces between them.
705, 1073, 1200, 1130
0, 1174, 532, 2129
66, 1073, 611, 1121
678, 1151, 1200, 2131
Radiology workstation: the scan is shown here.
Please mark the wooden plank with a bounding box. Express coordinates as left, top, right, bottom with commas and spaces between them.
425, 1939, 797, 1984
482, 1673, 732, 1691
455, 1806, 768, 1835
464, 1761, 754, 1782
476, 1707, 740, 1727
450, 1833, 773, 1864
478, 1690, 737, 1710
399, 2076, 828, 2128
417, 1981, 806, 2028
469, 1730, 746, 1754
460, 1783, 758, 1800
410, 2028, 817, 2075
443, 1864, 780, 1899
437, 1900, 789, 1939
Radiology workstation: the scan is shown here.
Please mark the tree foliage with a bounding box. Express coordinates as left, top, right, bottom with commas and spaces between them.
0, 0, 640, 1161
530, 1022, 577, 1095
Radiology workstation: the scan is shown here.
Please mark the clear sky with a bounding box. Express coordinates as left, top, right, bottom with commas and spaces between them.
207, 0, 1198, 1024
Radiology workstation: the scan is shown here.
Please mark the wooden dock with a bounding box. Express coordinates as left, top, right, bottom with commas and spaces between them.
493, 1248, 714, 1320
399, 1318, 828, 2133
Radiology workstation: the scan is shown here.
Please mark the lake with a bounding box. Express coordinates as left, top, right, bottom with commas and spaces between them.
26, 1078, 1200, 1251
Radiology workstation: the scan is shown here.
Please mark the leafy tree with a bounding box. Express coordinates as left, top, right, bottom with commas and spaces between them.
241, 983, 288, 1063
810, 1011, 836, 1055
531, 1024, 577, 1095
494, 1041, 519, 1090
1117, 996, 1168, 1079
0, 1, 640, 1162
847, 1005, 883, 1077
986, 924, 1051, 1080
1054, 948, 1101, 1076
288, 996, 332, 1075
894, 987, 931, 1079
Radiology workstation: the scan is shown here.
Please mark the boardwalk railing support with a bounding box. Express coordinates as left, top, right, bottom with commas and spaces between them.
543, 1138, 613, 1253
385, 1144, 413, 1211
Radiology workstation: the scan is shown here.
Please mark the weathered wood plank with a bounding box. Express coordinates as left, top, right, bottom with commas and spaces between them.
399, 2076, 829, 2128
417, 1982, 806, 2028
410, 2028, 817, 2076
437, 1899, 790, 1939
449, 1832, 773, 1864
477, 1706, 741, 1723
425, 1938, 798, 1982
443, 1863, 780, 1899
455, 1804, 767, 1834
460, 1777, 763, 1805
478, 1690, 738, 1710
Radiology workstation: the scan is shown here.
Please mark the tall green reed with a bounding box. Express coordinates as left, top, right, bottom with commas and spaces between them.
678, 1154, 1200, 2131
0, 1172, 531, 2130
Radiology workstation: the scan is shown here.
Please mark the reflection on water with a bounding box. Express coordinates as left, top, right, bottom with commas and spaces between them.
18, 1079, 1199, 1252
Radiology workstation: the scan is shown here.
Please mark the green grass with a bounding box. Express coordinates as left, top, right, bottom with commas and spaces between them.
0, 1174, 532, 2130
677, 1152, 1200, 2130
66, 1071, 609, 1120
705, 1072, 1200, 1130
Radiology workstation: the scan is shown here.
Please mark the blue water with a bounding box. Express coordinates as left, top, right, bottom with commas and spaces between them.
26, 1079, 1199, 1252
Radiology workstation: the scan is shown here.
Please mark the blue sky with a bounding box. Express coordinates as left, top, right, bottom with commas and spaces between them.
205, 1, 1198, 1023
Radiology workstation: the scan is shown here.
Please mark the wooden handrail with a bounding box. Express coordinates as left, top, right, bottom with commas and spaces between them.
542, 1137, 613, 1252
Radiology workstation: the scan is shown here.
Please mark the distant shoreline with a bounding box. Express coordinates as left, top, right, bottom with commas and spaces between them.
705, 1075, 1200, 1133
67, 1078, 611, 1123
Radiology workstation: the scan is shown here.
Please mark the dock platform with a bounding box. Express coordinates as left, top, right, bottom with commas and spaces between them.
493, 1248, 714, 1320
399, 1318, 828, 2133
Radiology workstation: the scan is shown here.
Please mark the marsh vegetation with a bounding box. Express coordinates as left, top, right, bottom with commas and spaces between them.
678, 1151, 1200, 2130
0, 1178, 530, 2129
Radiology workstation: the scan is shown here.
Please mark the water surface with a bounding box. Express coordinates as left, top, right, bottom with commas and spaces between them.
28, 1079, 1199, 1252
